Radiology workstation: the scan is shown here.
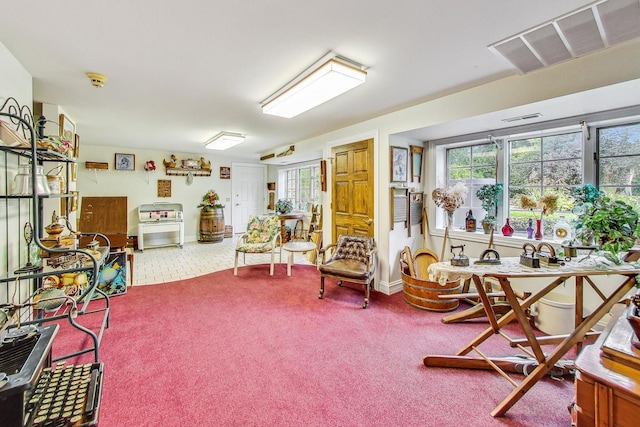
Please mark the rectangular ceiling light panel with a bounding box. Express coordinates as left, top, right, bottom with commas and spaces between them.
205, 132, 245, 150
262, 59, 367, 118
490, 0, 640, 74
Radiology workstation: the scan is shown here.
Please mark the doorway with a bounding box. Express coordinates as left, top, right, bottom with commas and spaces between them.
331, 139, 374, 240
231, 163, 266, 234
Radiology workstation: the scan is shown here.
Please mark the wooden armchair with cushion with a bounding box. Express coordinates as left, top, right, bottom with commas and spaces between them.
318, 234, 377, 308
234, 215, 282, 276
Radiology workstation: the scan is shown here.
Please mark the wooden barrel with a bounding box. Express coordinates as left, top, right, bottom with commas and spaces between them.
199, 208, 224, 243
401, 270, 462, 312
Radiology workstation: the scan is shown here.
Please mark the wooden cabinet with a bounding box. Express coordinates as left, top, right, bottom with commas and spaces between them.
575, 308, 640, 426
79, 196, 128, 249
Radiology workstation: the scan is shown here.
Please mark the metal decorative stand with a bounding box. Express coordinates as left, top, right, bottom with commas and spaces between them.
14, 222, 42, 274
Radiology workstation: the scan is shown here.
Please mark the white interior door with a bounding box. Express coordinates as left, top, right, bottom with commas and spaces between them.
231, 163, 266, 233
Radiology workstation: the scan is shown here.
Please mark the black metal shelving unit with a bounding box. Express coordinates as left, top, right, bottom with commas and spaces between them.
1, 100, 110, 363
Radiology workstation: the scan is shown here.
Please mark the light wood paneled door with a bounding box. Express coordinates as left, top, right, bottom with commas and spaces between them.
331, 139, 374, 240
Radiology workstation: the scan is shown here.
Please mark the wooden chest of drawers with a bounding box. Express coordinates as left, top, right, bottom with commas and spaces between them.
575, 307, 640, 426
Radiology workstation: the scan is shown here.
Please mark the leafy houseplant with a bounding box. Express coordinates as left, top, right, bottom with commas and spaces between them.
275, 198, 293, 214
572, 184, 640, 264
476, 183, 503, 233
198, 189, 225, 211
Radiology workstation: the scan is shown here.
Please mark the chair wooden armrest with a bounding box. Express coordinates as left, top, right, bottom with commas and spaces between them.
319, 243, 337, 263
366, 246, 378, 272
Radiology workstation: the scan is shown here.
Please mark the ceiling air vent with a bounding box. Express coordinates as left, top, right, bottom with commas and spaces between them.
489, 0, 640, 74
501, 113, 543, 123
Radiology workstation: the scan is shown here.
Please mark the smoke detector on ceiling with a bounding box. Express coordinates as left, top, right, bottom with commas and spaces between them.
86, 72, 108, 88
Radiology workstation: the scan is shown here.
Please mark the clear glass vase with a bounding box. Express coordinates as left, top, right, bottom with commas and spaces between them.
446, 211, 455, 229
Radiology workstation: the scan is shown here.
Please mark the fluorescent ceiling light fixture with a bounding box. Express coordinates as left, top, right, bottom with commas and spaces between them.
205, 132, 245, 150
262, 56, 367, 118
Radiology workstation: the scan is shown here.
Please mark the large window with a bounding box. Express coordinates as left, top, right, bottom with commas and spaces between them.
598, 122, 640, 207
438, 111, 640, 237
507, 131, 582, 234
278, 164, 321, 211
446, 144, 497, 227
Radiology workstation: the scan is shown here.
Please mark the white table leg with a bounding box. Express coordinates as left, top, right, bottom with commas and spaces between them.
287, 251, 294, 276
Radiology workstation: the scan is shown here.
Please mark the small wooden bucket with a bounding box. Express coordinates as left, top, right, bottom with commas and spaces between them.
401, 270, 462, 312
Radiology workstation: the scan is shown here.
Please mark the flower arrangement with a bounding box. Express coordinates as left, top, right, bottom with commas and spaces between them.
519, 193, 558, 220
144, 160, 156, 171
432, 182, 468, 213
198, 189, 225, 210
275, 198, 293, 214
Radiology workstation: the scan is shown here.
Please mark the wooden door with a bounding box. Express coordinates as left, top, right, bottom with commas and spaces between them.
331, 139, 374, 240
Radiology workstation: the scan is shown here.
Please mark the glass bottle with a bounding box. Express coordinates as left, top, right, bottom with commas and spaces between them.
465, 209, 476, 232
501, 218, 514, 236
553, 216, 572, 243
527, 218, 534, 239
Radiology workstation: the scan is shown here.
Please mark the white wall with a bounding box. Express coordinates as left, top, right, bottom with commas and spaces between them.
76, 144, 255, 243
0, 41, 33, 302
268, 39, 640, 293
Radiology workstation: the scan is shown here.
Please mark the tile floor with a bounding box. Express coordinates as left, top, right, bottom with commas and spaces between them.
132, 236, 314, 285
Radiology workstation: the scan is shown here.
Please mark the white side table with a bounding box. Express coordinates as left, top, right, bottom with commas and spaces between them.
282, 240, 317, 276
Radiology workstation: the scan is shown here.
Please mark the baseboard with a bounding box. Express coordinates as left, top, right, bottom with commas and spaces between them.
378, 279, 403, 296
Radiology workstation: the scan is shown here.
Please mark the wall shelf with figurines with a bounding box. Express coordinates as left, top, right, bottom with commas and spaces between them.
165, 168, 211, 177
162, 154, 212, 176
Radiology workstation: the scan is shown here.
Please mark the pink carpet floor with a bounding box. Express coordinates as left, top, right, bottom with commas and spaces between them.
53, 264, 575, 426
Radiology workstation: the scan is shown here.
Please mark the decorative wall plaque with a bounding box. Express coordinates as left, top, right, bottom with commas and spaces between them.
220, 166, 230, 179
158, 179, 171, 197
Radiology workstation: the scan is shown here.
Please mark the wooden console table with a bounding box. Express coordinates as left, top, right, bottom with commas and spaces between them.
574, 305, 640, 425
278, 213, 304, 244
424, 257, 640, 417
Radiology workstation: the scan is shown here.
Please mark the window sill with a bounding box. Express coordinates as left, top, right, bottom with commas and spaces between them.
430, 227, 559, 249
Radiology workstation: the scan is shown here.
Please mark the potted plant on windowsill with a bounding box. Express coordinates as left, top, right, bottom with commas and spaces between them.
571, 184, 640, 265
476, 183, 503, 234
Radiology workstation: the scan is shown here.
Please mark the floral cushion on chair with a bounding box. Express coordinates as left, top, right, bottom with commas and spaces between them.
237, 215, 279, 252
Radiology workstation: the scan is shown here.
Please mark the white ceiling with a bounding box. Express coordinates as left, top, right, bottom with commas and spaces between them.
0, 0, 633, 160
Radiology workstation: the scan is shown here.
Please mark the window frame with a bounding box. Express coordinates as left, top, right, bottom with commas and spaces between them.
432, 108, 640, 237
277, 162, 321, 212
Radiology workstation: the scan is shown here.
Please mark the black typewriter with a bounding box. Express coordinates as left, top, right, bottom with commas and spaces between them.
0, 324, 103, 427
24, 361, 103, 427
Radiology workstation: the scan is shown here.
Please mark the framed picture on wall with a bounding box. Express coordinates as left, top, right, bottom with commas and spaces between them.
115, 153, 135, 171
410, 145, 424, 182
390, 146, 408, 182
59, 114, 75, 144
73, 134, 80, 158
220, 166, 230, 179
